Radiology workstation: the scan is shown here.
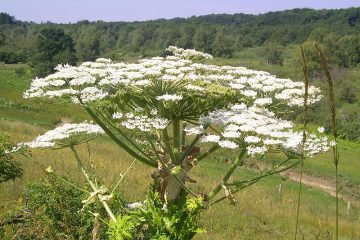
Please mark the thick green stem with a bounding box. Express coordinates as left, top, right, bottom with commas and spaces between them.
207, 149, 246, 200
84, 106, 157, 168
147, 136, 197, 198
158, 103, 176, 163
96, 109, 156, 163
70, 146, 117, 223
181, 122, 186, 146
295, 45, 309, 240
173, 119, 181, 164
162, 127, 176, 163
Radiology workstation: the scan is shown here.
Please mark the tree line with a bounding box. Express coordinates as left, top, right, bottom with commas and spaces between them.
0, 8, 359, 67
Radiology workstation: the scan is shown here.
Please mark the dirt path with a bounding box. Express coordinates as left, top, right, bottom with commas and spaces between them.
247, 162, 360, 208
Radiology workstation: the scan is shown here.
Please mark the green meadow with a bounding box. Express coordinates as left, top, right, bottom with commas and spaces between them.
1, 64, 359, 239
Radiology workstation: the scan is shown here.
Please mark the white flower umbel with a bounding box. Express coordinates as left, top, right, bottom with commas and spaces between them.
201, 104, 330, 157
24, 46, 322, 110
22, 122, 105, 149
166, 46, 213, 60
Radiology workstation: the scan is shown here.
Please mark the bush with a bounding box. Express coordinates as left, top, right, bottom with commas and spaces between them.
0, 50, 27, 64
0, 134, 23, 183
0, 175, 108, 240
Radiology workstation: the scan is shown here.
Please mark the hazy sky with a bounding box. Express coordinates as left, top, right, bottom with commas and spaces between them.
0, 0, 359, 23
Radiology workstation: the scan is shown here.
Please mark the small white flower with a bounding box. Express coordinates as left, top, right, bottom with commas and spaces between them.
201, 134, 220, 143
184, 125, 204, 135
156, 94, 183, 102
218, 140, 238, 149
112, 112, 123, 119
317, 127, 325, 133
244, 136, 261, 144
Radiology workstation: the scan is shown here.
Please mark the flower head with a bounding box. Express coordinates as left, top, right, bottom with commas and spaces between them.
22, 122, 105, 149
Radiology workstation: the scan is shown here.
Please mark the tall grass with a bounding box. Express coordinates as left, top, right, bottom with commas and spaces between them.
294, 45, 310, 240
315, 43, 340, 240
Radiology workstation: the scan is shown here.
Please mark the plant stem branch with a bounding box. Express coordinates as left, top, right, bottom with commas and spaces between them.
70, 146, 117, 223
84, 106, 157, 168
207, 149, 246, 200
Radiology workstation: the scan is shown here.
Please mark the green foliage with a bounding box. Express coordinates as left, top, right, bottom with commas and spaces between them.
0, 50, 27, 64
291, 41, 323, 76
0, 176, 104, 240
30, 27, 76, 77
264, 44, 284, 65
0, 134, 23, 183
107, 215, 139, 240
336, 35, 360, 67
212, 28, 234, 57
337, 107, 360, 141
14, 67, 26, 77
0, 12, 17, 25
0, 29, 5, 46
106, 187, 204, 240
77, 35, 100, 61
134, 188, 204, 240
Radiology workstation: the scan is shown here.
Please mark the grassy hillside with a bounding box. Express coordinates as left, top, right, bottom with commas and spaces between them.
0, 63, 359, 239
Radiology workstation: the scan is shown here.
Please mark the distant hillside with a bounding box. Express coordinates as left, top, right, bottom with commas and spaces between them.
0, 8, 359, 61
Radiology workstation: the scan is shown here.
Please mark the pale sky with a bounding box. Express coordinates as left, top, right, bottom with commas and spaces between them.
0, 0, 359, 23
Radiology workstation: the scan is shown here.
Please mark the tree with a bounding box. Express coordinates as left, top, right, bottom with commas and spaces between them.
193, 27, 215, 53
0, 134, 23, 183
264, 44, 284, 65
0, 29, 5, 46
31, 27, 77, 77
336, 35, 360, 67
77, 35, 100, 61
212, 27, 234, 57
0, 12, 16, 25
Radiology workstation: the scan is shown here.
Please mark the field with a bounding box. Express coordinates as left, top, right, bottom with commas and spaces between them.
1, 64, 360, 239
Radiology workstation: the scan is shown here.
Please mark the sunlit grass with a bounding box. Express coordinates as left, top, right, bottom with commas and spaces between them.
1, 64, 360, 239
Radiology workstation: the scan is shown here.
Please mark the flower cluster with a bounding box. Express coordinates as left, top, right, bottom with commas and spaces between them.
23, 46, 328, 159
166, 46, 213, 60
24, 47, 321, 110
200, 104, 331, 156
21, 122, 105, 149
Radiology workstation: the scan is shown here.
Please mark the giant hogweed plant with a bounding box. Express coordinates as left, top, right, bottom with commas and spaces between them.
22, 46, 334, 239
